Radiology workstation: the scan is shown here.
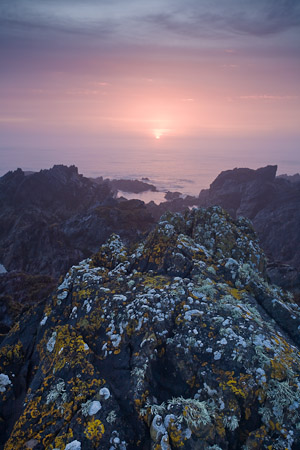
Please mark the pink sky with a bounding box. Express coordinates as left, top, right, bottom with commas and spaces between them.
0, 0, 299, 173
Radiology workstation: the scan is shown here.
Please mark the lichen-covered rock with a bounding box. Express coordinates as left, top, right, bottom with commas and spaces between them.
1, 207, 300, 449
198, 165, 300, 296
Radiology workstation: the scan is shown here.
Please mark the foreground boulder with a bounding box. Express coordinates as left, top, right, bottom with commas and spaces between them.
1, 207, 300, 449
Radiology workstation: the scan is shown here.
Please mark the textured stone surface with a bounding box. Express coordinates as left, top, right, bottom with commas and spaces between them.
0, 272, 55, 337
0, 166, 154, 277
198, 166, 300, 296
1, 207, 300, 449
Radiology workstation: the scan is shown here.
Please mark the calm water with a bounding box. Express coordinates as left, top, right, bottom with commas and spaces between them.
1, 136, 299, 198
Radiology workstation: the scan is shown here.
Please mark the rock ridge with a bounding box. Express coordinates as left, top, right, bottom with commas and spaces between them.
1, 207, 300, 449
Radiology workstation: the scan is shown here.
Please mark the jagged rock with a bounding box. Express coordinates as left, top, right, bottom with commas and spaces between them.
0, 166, 155, 277
1, 207, 300, 449
109, 179, 157, 194
278, 173, 300, 184
266, 262, 300, 304
199, 165, 278, 219
0, 165, 111, 212
198, 166, 300, 294
164, 191, 182, 201
147, 195, 200, 221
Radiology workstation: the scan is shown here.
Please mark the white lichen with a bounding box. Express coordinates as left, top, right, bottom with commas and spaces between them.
40, 315, 48, 326
88, 400, 101, 416
65, 441, 81, 450
46, 331, 57, 353
99, 387, 111, 400
0, 373, 12, 392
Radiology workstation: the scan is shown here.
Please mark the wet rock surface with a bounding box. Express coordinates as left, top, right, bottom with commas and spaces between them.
1, 207, 300, 449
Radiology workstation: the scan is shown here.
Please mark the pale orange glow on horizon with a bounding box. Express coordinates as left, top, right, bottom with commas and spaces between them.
1, 51, 299, 148
153, 128, 171, 139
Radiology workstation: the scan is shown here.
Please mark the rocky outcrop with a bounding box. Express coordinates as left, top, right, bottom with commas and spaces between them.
109, 179, 157, 194
199, 166, 278, 220
164, 191, 182, 201
1, 207, 300, 449
278, 173, 300, 184
0, 165, 111, 213
0, 166, 155, 277
198, 166, 300, 295
147, 195, 200, 221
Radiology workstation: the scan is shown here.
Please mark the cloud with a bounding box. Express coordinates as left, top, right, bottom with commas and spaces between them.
226, 0, 300, 36
239, 94, 299, 100
143, 0, 300, 42
1, 0, 300, 58
0, 0, 118, 51
0, 116, 31, 123
0, 16, 114, 40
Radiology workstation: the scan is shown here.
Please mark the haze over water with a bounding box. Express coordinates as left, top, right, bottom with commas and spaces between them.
1, 0, 299, 190
1, 134, 298, 198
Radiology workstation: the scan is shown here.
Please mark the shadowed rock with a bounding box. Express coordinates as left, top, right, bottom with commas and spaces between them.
109, 179, 157, 194
198, 165, 300, 295
0, 166, 155, 277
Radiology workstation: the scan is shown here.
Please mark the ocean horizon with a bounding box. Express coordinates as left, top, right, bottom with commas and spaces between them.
1, 135, 299, 199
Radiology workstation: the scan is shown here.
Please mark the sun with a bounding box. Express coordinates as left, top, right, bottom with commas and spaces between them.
153, 128, 169, 140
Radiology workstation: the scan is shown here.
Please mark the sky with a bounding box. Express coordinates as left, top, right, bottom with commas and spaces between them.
0, 0, 300, 177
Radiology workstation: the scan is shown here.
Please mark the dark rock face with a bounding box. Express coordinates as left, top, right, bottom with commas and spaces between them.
278, 173, 300, 184
0, 272, 56, 337
198, 166, 300, 294
0, 165, 110, 213
266, 262, 300, 304
147, 195, 200, 221
164, 191, 182, 201
199, 165, 278, 219
0, 166, 155, 277
109, 179, 157, 194
1, 207, 300, 449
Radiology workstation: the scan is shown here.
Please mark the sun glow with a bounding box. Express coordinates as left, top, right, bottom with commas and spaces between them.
153, 128, 169, 140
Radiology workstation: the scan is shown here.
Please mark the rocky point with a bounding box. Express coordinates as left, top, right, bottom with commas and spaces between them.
1, 207, 300, 449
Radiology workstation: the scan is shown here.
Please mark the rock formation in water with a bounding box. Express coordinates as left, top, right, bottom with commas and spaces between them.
198, 166, 300, 298
1, 207, 300, 449
108, 179, 157, 194
164, 191, 182, 201
0, 166, 154, 278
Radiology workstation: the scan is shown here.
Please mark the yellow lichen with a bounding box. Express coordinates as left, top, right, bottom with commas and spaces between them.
84, 417, 105, 444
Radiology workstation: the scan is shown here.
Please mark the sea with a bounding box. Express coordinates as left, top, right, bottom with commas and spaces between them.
1, 135, 299, 203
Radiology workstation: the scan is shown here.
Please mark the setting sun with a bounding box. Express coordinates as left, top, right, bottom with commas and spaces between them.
153, 128, 170, 140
